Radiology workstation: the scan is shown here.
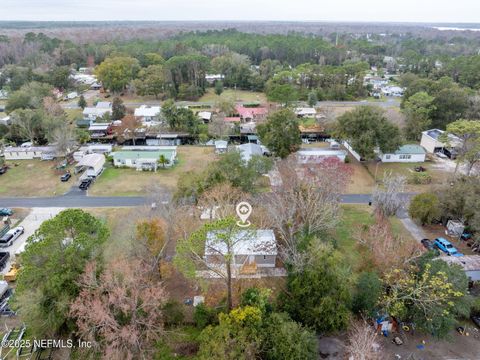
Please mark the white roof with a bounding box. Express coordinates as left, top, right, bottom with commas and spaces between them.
298, 148, 347, 157
295, 107, 317, 116
205, 230, 277, 256
439, 255, 480, 271
4, 145, 55, 153
76, 153, 105, 168
237, 143, 263, 162
83, 107, 111, 117
215, 140, 228, 149
96, 101, 112, 109
198, 111, 212, 120
88, 124, 109, 131
134, 105, 161, 117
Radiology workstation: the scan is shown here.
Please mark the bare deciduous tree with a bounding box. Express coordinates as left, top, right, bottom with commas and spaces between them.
70, 259, 167, 360
372, 171, 406, 217
345, 320, 381, 360
197, 183, 248, 221
43, 96, 65, 117
52, 124, 74, 156
175, 217, 259, 310
264, 156, 352, 270
115, 114, 143, 145
355, 213, 423, 272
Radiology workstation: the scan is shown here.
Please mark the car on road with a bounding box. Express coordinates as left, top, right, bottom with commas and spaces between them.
421, 239, 435, 251
79, 178, 93, 190
60, 173, 72, 182
434, 237, 463, 257
0, 208, 13, 216
0, 226, 24, 247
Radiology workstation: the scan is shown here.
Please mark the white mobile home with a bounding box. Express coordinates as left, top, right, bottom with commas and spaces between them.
294, 107, 317, 118
205, 230, 277, 270
297, 148, 347, 163
379, 144, 426, 163
112, 146, 177, 171
439, 255, 480, 282
4, 146, 57, 161
134, 105, 161, 124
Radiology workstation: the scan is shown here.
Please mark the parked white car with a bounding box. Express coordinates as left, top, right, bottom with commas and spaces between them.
0, 226, 24, 247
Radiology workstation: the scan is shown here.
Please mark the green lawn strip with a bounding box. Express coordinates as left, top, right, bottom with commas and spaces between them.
333, 204, 375, 273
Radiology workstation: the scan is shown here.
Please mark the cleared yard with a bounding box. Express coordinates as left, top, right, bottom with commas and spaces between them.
334, 205, 374, 272
0, 160, 73, 197
345, 160, 375, 194
334, 204, 417, 272
199, 88, 267, 103
365, 159, 453, 192
90, 146, 216, 196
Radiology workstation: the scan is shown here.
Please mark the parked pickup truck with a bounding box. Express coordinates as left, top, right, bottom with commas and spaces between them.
434, 237, 463, 257
0, 252, 10, 271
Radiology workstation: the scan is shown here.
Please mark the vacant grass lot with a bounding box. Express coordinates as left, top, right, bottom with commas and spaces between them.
345, 160, 376, 194
199, 88, 267, 103
365, 160, 452, 192
333, 205, 375, 272
334, 204, 415, 272
0, 160, 73, 197
90, 146, 216, 196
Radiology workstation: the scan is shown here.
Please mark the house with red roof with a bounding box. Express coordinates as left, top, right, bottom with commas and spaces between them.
234, 105, 268, 122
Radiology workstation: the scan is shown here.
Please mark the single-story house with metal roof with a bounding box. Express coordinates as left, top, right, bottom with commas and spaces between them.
379, 144, 426, 163
205, 229, 277, 270
83, 102, 112, 121
439, 255, 480, 282
112, 146, 177, 171
4, 146, 58, 161
297, 148, 347, 163
295, 107, 317, 118
134, 105, 161, 124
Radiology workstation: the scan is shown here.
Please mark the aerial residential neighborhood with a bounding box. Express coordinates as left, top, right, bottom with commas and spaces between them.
0, 2, 479, 359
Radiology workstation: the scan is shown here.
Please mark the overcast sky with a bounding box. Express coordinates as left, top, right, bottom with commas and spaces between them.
1, 0, 479, 23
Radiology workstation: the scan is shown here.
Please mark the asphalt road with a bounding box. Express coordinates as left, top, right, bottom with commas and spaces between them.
0, 193, 378, 208
0, 195, 147, 208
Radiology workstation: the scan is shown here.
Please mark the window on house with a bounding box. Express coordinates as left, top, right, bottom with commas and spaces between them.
263, 255, 266, 260
385, 155, 391, 159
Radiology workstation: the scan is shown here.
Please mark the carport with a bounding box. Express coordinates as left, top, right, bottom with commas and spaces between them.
75, 153, 105, 178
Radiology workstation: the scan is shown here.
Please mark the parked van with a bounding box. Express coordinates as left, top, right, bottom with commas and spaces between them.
0, 226, 24, 247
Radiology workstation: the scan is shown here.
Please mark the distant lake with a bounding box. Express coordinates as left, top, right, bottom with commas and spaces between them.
434, 26, 480, 32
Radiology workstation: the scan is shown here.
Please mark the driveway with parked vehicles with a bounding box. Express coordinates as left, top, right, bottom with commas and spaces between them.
0, 208, 64, 275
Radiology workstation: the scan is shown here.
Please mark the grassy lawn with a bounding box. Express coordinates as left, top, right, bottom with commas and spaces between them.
334, 204, 416, 273
90, 146, 216, 196
0, 160, 73, 197
345, 160, 376, 194
84, 207, 140, 262
365, 160, 452, 192
199, 88, 267, 103
333, 205, 375, 272
299, 117, 317, 127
